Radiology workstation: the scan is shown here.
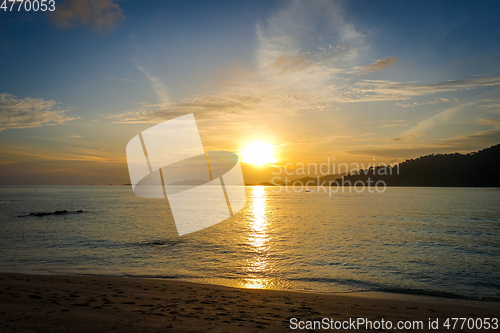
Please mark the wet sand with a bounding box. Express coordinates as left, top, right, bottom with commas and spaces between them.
0, 272, 498, 332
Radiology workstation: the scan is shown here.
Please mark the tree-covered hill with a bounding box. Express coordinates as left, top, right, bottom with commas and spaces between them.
335, 144, 500, 187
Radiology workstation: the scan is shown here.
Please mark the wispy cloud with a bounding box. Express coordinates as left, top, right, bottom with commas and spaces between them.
336, 77, 500, 102
477, 118, 500, 127
378, 119, 407, 128
348, 115, 500, 158
395, 98, 455, 108
101, 77, 135, 82
104, 90, 309, 124
402, 101, 481, 139
0, 93, 74, 131
388, 133, 424, 142
137, 66, 170, 104
438, 129, 500, 149
268, 55, 309, 75
50, 0, 124, 33
347, 130, 500, 158
0, 144, 123, 163
360, 56, 398, 74
255, 0, 366, 69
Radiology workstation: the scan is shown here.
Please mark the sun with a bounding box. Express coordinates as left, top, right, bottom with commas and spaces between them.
241, 142, 276, 166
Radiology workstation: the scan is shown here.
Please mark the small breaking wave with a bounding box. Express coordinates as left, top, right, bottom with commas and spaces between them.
378, 287, 500, 302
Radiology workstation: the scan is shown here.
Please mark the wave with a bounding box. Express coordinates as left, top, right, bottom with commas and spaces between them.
378, 287, 500, 302
287, 277, 500, 302
138, 239, 185, 247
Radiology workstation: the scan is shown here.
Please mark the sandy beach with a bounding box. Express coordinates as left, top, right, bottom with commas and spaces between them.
0, 272, 498, 332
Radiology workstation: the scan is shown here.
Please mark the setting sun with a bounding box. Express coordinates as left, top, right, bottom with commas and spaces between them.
241, 142, 276, 166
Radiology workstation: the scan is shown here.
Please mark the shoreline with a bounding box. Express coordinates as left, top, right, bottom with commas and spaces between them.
3, 269, 499, 304
1, 272, 499, 332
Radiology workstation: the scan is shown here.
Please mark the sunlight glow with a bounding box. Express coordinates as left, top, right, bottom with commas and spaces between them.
242, 186, 272, 289
241, 142, 275, 166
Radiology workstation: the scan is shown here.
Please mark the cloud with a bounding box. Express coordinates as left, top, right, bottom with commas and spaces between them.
348, 120, 500, 158
335, 77, 500, 102
484, 103, 500, 108
395, 98, 455, 108
50, 0, 124, 33
409, 103, 475, 135
101, 77, 135, 82
273, 140, 314, 147
268, 55, 309, 74
399, 101, 493, 141
0, 144, 123, 165
137, 66, 170, 104
477, 118, 500, 127
104, 90, 309, 124
360, 56, 398, 74
218, 62, 246, 86
347, 146, 462, 158
0, 93, 74, 131
439, 128, 500, 148
388, 133, 424, 142
382, 100, 500, 144
255, 0, 366, 69
378, 119, 407, 128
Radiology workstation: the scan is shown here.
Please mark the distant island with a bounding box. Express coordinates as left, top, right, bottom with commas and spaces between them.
336, 144, 500, 187
245, 182, 276, 186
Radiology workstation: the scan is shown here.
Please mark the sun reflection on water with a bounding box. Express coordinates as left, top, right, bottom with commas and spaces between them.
242, 186, 273, 289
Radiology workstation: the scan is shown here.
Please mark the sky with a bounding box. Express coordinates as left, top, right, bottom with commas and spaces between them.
1, 0, 500, 184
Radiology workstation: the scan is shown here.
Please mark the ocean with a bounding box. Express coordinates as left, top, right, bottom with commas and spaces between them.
0, 185, 499, 301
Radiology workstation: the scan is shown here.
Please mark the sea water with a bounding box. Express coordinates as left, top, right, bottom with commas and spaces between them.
0, 185, 499, 300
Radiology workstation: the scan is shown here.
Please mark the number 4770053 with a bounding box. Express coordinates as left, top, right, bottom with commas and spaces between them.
1, 0, 55, 12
